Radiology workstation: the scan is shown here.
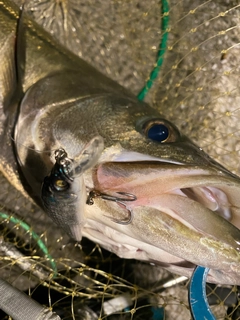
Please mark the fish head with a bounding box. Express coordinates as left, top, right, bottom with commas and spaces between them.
15, 75, 240, 284
74, 94, 240, 285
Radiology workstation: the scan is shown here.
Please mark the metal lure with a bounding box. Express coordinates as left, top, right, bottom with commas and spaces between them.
41, 136, 104, 241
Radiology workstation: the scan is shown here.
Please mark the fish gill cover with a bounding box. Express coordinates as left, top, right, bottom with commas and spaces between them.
0, 0, 239, 319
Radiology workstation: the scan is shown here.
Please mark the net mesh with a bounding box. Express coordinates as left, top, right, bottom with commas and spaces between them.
1, 0, 240, 319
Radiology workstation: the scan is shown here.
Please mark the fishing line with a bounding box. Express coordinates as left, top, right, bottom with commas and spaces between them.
0, 211, 57, 277
10, 135, 59, 155
137, 0, 169, 101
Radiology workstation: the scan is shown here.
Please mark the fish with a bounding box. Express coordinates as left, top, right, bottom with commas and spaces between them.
0, 0, 240, 286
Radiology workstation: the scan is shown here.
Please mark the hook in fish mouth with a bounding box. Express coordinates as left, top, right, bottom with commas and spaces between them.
87, 190, 137, 225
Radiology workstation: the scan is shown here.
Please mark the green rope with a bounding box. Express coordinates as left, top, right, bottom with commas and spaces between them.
0, 211, 57, 276
137, 0, 169, 101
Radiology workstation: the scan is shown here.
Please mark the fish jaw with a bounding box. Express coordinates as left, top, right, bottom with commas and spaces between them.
82, 160, 240, 284
84, 204, 240, 285
95, 161, 240, 230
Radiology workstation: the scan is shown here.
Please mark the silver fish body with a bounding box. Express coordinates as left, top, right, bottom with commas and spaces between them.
0, 0, 240, 285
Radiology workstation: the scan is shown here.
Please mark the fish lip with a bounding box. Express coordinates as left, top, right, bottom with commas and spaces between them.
95, 159, 240, 227
106, 150, 185, 165
101, 147, 239, 180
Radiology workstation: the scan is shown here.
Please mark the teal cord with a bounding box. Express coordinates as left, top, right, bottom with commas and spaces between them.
0, 212, 57, 276
137, 0, 169, 101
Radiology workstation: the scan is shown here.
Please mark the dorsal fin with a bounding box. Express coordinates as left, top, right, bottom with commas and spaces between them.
0, 3, 30, 202
0, 4, 25, 110
15, 5, 26, 99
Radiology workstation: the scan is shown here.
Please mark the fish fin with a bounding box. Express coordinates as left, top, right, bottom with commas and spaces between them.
15, 5, 26, 98
0, 4, 31, 201
0, 5, 26, 111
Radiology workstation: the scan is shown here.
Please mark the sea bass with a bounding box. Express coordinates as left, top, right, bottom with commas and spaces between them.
0, 0, 240, 285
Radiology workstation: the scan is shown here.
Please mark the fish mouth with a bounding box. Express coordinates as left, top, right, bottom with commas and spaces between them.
95, 159, 240, 238
89, 157, 240, 284
173, 186, 231, 221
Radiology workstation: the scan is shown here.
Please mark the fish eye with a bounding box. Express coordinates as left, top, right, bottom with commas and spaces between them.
140, 118, 180, 143
54, 179, 69, 191
147, 123, 169, 142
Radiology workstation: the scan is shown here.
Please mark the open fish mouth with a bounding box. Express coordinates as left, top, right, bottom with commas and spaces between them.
95, 161, 240, 229
87, 158, 240, 284
180, 186, 231, 221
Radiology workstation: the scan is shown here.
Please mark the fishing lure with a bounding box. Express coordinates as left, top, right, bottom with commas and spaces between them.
41, 136, 104, 241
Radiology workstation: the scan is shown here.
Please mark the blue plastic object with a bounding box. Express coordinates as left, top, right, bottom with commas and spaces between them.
189, 266, 216, 320
151, 306, 165, 320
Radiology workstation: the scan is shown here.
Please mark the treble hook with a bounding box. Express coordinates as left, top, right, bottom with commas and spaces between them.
87, 191, 137, 225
